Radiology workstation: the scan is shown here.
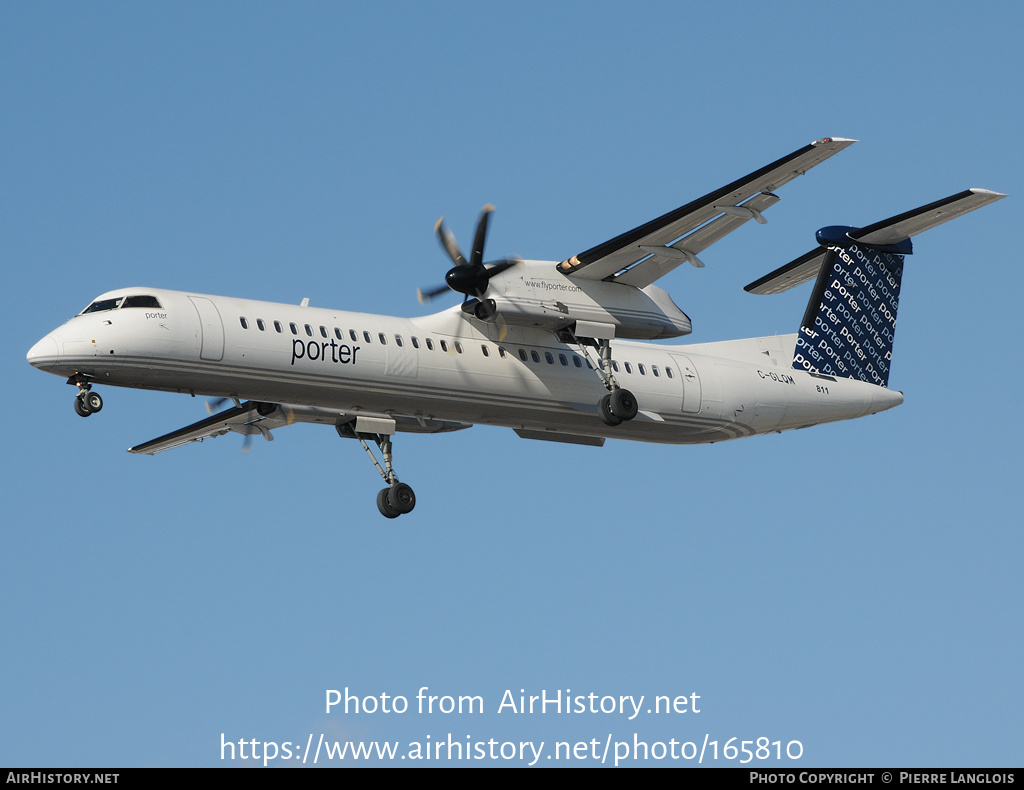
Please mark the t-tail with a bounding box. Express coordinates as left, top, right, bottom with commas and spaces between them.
745, 189, 1006, 387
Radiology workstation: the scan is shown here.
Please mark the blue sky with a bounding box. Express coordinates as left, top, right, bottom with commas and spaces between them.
3, 1, 1021, 767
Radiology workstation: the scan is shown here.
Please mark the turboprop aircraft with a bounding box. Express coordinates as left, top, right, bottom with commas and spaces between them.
27, 138, 1004, 518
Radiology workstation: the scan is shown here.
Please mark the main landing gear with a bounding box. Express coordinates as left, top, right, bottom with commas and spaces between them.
565, 332, 639, 427
69, 376, 103, 418
336, 416, 416, 519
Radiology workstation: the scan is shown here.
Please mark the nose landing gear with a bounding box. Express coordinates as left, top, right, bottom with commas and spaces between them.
69, 376, 102, 417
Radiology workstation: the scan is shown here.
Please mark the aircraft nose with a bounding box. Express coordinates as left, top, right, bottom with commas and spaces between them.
27, 335, 60, 369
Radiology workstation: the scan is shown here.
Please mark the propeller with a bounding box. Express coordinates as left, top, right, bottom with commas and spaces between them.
418, 204, 520, 306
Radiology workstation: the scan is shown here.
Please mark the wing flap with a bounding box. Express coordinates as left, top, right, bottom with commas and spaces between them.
615, 192, 782, 288
558, 137, 854, 283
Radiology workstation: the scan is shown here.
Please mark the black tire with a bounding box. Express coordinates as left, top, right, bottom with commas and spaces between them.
377, 488, 400, 519
255, 402, 276, 416
598, 393, 622, 426
74, 395, 92, 418
389, 482, 416, 514
86, 392, 103, 413
610, 388, 638, 421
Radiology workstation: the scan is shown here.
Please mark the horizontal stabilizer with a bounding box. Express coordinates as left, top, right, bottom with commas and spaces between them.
744, 248, 829, 295
852, 188, 1005, 246
746, 188, 1006, 295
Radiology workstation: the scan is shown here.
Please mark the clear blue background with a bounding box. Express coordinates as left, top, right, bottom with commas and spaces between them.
3, 1, 1020, 767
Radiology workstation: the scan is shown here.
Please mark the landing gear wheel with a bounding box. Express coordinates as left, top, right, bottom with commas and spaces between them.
598, 393, 622, 426
74, 394, 92, 418
610, 388, 637, 421
255, 401, 276, 416
377, 488, 400, 519
389, 482, 416, 514
86, 392, 103, 413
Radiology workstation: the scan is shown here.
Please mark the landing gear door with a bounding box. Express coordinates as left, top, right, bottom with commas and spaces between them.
189, 296, 224, 362
670, 353, 701, 414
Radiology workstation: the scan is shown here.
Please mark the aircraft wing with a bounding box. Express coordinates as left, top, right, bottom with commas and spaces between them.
128, 402, 470, 454
557, 137, 855, 288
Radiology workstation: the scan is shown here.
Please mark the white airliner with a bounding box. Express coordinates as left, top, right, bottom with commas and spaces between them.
27, 138, 1004, 517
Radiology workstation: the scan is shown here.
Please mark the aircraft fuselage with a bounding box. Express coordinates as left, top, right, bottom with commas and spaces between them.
27, 285, 903, 446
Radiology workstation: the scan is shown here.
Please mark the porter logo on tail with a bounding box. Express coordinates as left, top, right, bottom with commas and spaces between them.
794, 244, 904, 387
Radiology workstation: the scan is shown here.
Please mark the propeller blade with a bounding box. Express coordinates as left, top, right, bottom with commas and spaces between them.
417, 284, 450, 303
206, 397, 228, 413
435, 217, 467, 268
470, 204, 495, 268
485, 257, 521, 277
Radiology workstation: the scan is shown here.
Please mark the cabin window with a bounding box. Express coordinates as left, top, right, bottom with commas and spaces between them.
481, 345, 489, 357
573, 356, 582, 368
121, 295, 162, 309
666, 367, 674, 379
624, 362, 632, 374
411, 337, 419, 349
395, 335, 404, 347
638, 363, 646, 376
425, 338, 434, 351
518, 348, 528, 361
289, 323, 298, 335
652, 365, 660, 377
378, 332, 387, 345
257, 319, 266, 331
454, 341, 463, 353
544, 352, 554, 364
274, 321, 283, 333
320, 326, 328, 338
440, 339, 449, 352
611, 361, 619, 373
498, 347, 507, 359
305, 324, 314, 337
350, 329, 358, 342
531, 350, 540, 363
363, 331, 372, 343
335, 328, 343, 340
239, 317, 248, 329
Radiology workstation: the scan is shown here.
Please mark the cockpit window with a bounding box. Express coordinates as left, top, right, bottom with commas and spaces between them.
122, 295, 162, 309
81, 295, 162, 314
81, 297, 124, 314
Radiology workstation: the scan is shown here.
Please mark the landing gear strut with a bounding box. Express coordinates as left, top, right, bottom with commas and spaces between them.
565, 331, 639, 427
337, 416, 416, 519
69, 376, 102, 418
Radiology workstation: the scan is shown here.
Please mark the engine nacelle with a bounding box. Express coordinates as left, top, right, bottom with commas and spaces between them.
482, 260, 692, 339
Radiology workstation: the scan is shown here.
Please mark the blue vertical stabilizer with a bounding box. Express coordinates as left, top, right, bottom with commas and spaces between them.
793, 245, 904, 387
